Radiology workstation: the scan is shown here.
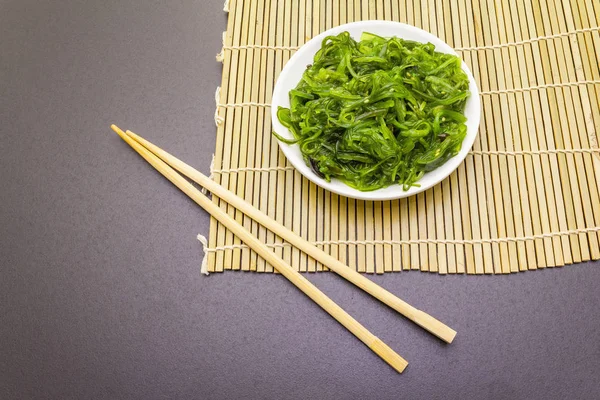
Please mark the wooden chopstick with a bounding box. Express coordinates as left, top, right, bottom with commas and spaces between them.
124, 128, 457, 344
111, 124, 408, 373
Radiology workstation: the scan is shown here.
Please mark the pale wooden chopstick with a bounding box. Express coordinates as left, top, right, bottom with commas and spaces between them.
124, 128, 457, 344
111, 124, 408, 373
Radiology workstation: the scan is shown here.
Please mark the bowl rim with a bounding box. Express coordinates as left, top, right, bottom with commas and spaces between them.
271, 20, 481, 201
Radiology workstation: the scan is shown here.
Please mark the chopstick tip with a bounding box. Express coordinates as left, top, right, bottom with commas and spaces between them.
110, 124, 129, 141
125, 129, 142, 142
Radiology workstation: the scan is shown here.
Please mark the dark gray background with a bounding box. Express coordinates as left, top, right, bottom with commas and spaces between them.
1, 1, 599, 399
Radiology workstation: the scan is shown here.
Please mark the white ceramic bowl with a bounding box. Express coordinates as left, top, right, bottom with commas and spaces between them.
271, 20, 481, 201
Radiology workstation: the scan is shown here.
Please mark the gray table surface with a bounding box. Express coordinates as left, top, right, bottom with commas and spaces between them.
1, 1, 599, 399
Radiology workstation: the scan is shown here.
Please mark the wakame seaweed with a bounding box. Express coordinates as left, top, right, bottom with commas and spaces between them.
275, 31, 470, 191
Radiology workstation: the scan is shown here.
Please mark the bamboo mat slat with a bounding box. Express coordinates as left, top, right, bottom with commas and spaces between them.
206, 0, 600, 274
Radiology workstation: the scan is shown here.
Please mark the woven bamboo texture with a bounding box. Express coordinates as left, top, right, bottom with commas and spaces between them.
206, 0, 600, 274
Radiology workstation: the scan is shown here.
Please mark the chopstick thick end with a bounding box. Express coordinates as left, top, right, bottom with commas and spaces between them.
369, 339, 408, 374
414, 311, 457, 344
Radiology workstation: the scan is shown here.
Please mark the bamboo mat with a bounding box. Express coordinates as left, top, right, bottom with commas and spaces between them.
204, 0, 600, 274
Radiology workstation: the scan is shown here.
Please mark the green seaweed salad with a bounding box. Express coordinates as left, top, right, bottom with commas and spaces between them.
274, 31, 470, 191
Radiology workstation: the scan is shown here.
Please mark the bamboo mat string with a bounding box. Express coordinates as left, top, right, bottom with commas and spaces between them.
218, 26, 600, 51
204, 226, 600, 252
214, 79, 600, 103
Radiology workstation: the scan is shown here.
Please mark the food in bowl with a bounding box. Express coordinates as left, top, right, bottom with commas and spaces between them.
274, 31, 470, 191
